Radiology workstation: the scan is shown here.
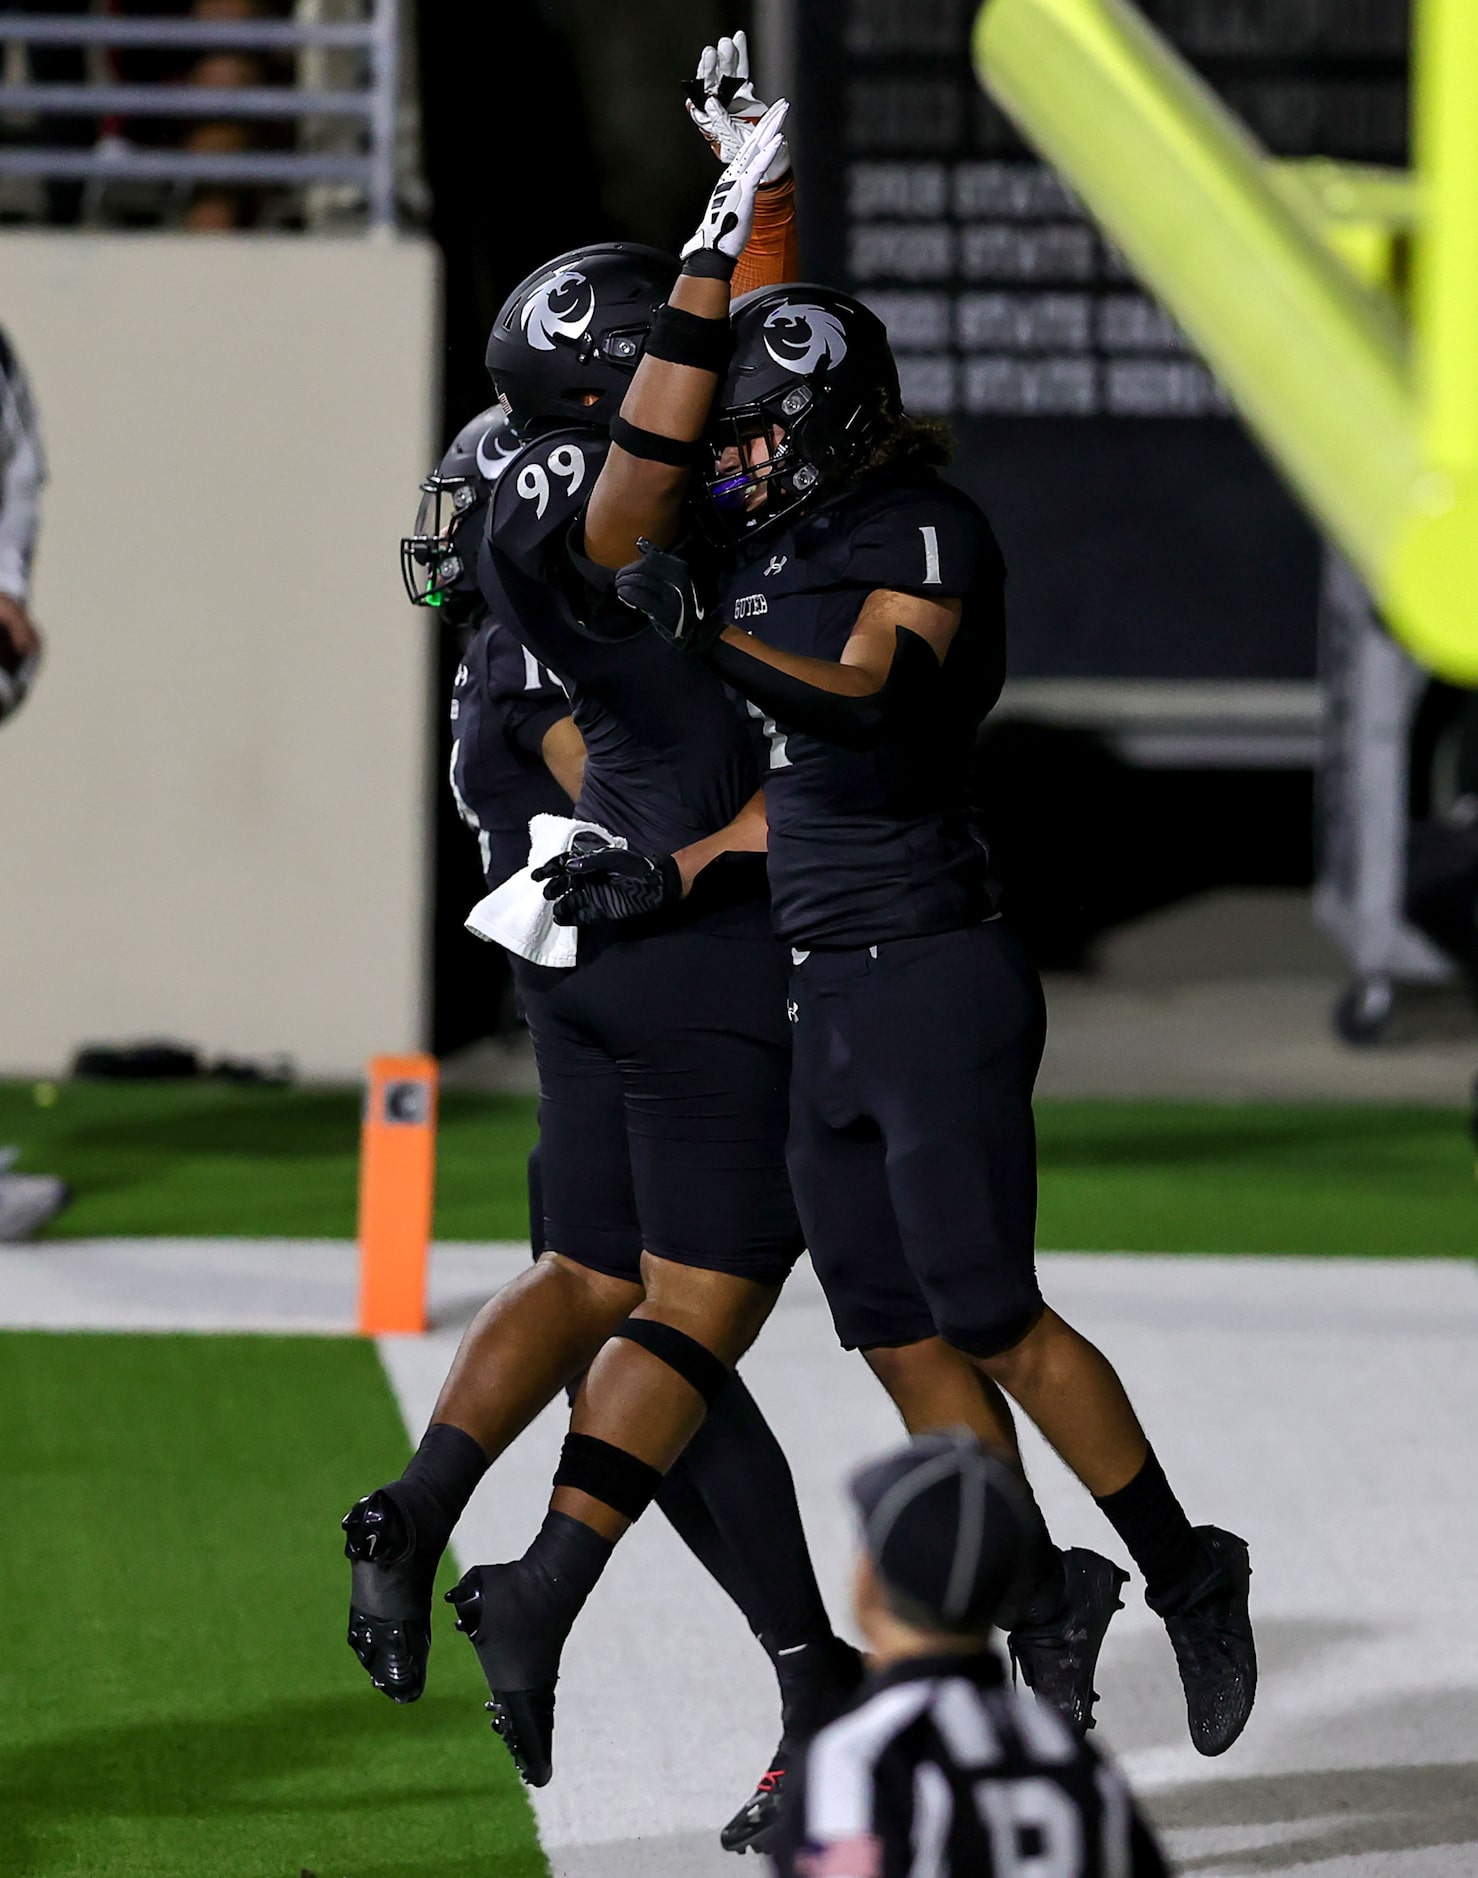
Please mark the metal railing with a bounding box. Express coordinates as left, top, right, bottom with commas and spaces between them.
0, 4, 402, 225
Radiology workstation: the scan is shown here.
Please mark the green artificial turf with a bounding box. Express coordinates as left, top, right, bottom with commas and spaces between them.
0, 1078, 1472, 1256
0, 1333, 546, 1878
1035, 1100, 1476, 1257
0, 1079, 539, 1241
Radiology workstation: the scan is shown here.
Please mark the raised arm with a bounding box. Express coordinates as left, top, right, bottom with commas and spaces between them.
684, 32, 800, 298
580, 99, 789, 572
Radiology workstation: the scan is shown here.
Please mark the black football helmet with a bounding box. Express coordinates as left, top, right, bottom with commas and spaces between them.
702, 285, 900, 543
485, 242, 679, 440
400, 404, 515, 609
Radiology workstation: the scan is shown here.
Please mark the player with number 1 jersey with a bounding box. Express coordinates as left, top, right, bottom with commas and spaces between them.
606, 283, 1259, 1763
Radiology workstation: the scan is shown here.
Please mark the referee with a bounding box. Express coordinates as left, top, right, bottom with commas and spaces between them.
767, 1432, 1172, 1877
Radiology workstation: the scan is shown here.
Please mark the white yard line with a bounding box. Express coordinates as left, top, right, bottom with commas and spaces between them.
6, 1241, 1476, 1875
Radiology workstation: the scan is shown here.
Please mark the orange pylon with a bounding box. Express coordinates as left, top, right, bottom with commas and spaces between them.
357, 1054, 438, 1335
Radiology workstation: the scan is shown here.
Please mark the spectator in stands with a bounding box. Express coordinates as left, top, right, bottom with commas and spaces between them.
177, 0, 279, 232
0, 323, 70, 1240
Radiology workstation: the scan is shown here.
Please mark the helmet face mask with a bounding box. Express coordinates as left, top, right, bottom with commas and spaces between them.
486, 243, 679, 440
400, 475, 480, 606
700, 287, 900, 546
400, 404, 512, 611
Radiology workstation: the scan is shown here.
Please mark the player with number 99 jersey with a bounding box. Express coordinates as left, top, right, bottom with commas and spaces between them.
483, 421, 766, 891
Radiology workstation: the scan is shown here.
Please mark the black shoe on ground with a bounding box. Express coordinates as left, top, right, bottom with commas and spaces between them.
1007, 1547, 1128, 1736
721, 1638, 864, 1854
342, 1488, 436, 1704
446, 1562, 567, 1788
1149, 1525, 1256, 1756
720, 1752, 790, 1856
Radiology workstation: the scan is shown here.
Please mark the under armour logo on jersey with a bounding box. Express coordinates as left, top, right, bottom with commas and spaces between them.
519, 267, 596, 353
765, 554, 788, 576
786, 999, 799, 1023
762, 303, 848, 375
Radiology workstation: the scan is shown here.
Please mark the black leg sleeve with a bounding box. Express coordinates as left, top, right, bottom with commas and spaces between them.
656, 1372, 832, 1655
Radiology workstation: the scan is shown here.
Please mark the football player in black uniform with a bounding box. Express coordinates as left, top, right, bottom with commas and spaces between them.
346, 100, 859, 1848
402, 402, 583, 883
567, 284, 1257, 1761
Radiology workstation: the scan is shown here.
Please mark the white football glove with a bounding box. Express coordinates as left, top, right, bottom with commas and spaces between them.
685, 29, 790, 184
681, 97, 790, 269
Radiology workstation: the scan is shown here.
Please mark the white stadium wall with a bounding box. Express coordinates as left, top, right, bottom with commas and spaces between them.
0, 233, 440, 1080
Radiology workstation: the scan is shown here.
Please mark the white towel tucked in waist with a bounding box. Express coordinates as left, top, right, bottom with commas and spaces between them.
464, 813, 624, 967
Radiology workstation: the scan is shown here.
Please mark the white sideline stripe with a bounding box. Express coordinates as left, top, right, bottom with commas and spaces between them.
0, 1237, 531, 1333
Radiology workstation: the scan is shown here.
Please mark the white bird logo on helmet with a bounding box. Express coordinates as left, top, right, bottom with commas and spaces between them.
520, 267, 597, 352
761, 303, 848, 375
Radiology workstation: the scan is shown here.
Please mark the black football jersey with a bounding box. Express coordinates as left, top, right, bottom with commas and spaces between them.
450, 615, 572, 890
479, 426, 767, 928
714, 470, 1006, 948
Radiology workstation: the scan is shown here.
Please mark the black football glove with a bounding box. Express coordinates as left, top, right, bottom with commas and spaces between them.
615, 539, 725, 656
532, 837, 684, 927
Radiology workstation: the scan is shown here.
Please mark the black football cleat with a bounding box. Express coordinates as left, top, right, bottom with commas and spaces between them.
342, 1488, 436, 1704
1007, 1547, 1127, 1736
447, 1562, 568, 1789
1149, 1525, 1256, 1756
721, 1636, 863, 1855
720, 1753, 789, 1856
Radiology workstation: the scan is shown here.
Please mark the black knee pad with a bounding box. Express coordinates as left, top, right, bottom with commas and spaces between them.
940, 1300, 1046, 1362
613, 1317, 731, 1407
553, 1431, 662, 1521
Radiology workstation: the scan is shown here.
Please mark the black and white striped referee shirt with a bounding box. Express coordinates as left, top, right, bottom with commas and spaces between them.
768, 1649, 1171, 1878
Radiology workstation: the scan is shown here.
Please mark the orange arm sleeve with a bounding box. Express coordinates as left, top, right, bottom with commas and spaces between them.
731, 174, 799, 297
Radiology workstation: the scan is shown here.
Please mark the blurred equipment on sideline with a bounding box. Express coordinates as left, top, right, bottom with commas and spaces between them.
1315, 555, 1456, 1045
357, 1053, 437, 1336
70, 1040, 296, 1084
0, 1144, 68, 1241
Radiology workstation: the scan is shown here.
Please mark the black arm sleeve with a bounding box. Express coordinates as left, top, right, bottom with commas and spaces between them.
707, 625, 943, 753
557, 518, 646, 643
